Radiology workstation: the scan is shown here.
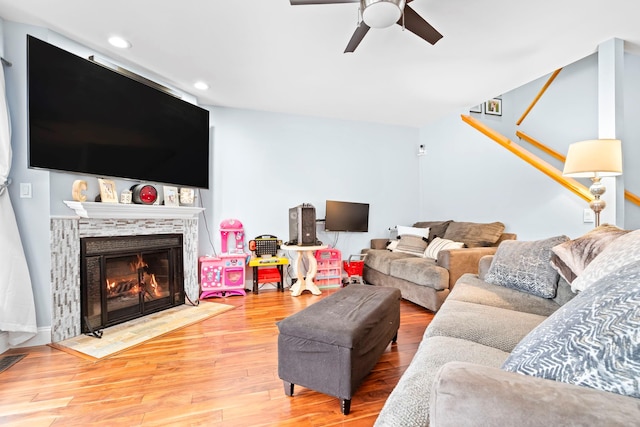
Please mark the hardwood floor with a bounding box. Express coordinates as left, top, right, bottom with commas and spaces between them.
0, 287, 434, 427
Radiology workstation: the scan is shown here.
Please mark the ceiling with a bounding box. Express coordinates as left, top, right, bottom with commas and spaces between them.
1, 0, 639, 127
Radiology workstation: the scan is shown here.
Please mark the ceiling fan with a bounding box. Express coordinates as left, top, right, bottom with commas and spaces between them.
290, 0, 443, 53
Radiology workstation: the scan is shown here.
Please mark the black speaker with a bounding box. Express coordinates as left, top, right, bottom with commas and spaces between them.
288, 203, 318, 246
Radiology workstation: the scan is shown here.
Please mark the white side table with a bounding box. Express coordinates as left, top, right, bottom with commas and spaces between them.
281, 244, 328, 296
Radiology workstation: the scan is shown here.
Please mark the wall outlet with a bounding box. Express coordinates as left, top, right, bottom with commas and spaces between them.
20, 183, 32, 198
583, 208, 595, 223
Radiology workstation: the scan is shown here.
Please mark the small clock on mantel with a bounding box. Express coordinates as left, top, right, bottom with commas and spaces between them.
130, 184, 158, 205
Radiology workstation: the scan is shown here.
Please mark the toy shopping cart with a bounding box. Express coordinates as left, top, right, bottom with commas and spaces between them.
342, 254, 367, 286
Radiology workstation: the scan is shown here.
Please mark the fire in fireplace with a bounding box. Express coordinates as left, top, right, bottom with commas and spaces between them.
81, 234, 185, 334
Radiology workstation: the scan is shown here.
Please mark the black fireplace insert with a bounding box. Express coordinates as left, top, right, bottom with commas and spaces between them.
80, 234, 185, 334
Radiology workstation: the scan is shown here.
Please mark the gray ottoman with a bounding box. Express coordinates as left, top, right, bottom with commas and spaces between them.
277, 284, 401, 414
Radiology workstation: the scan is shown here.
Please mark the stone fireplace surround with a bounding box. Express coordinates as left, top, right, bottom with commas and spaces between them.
50, 202, 202, 342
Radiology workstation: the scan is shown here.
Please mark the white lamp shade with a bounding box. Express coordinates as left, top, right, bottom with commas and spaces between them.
563, 139, 622, 178
361, 0, 404, 28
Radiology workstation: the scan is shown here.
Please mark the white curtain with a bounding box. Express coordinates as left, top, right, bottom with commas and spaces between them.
0, 64, 37, 345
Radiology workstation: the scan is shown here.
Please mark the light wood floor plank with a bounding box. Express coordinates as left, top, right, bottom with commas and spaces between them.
0, 287, 433, 426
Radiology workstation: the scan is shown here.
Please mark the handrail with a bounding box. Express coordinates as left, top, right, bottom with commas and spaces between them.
517, 130, 640, 207
461, 114, 593, 202
516, 69, 562, 125
627, 190, 640, 206
516, 131, 565, 162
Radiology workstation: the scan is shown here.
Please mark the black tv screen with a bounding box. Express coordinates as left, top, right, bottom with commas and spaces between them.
27, 35, 210, 189
325, 200, 369, 232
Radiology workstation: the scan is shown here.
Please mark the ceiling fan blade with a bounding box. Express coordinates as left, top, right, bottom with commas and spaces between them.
290, 0, 358, 4
344, 22, 371, 53
398, 4, 443, 45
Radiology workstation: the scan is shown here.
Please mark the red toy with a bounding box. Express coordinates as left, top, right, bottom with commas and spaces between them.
342, 254, 367, 285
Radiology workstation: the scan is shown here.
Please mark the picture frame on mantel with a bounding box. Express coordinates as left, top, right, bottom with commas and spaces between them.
179, 188, 195, 206
163, 186, 179, 207
98, 178, 118, 203
485, 98, 502, 116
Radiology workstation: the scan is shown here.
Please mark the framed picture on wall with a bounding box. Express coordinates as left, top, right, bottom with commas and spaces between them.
163, 186, 179, 207
98, 178, 118, 203
470, 104, 483, 113
485, 98, 502, 116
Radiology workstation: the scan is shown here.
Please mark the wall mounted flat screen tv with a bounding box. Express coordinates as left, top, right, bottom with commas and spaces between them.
325, 200, 369, 232
27, 35, 210, 189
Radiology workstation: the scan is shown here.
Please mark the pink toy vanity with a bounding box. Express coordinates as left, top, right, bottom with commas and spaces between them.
199, 219, 248, 298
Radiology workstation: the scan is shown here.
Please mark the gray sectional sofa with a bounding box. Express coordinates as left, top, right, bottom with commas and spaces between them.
374, 227, 640, 426
363, 220, 516, 312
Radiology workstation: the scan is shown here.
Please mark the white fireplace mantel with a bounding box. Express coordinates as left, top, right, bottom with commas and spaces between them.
64, 201, 204, 219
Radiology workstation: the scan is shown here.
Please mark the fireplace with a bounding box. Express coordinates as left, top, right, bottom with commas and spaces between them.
80, 234, 185, 333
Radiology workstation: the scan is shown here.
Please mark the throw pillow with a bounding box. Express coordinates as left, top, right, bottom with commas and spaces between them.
484, 235, 569, 298
569, 229, 640, 293
393, 234, 428, 257
386, 240, 399, 251
502, 259, 640, 399
412, 220, 452, 242
550, 224, 628, 284
424, 237, 464, 260
443, 221, 505, 248
396, 225, 430, 240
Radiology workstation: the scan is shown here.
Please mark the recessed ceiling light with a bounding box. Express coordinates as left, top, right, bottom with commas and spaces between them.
108, 36, 131, 49
194, 81, 209, 90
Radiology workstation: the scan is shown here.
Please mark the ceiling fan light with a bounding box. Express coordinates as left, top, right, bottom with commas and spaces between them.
361, 0, 404, 28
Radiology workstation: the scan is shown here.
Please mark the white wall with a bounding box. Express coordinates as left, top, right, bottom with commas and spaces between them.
419, 51, 639, 240
624, 54, 640, 230
204, 107, 420, 258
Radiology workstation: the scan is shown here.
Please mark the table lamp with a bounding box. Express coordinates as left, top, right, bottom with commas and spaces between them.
563, 139, 623, 227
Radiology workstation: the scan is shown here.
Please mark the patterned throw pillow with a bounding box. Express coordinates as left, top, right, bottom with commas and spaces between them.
484, 235, 569, 298
424, 237, 464, 260
502, 259, 640, 399
393, 234, 428, 257
569, 229, 640, 293
550, 224, 628, 284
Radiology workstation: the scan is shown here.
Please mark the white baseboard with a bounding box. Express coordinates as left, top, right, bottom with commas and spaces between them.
0, 328, 51, 354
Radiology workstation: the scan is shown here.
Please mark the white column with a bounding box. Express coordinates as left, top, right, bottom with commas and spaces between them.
598, 38, 625, 226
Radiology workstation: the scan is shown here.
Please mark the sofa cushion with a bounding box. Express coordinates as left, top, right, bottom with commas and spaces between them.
553, 277, 576, 306
397, 225, 430, 239
484, 235, 569, 298
374, 336, 509, 427
550, 224, 628, 284
388, 257, 446, 290
451, 274, 562, 317
443, 221, 505, 248
424, 299, 548, 352
364, 249, 413, 275
393, 234, 428, 257
569, 228, 640, 293
502, 259, 640, 399
413, 220, 453, 242
424, 237, 464, 260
